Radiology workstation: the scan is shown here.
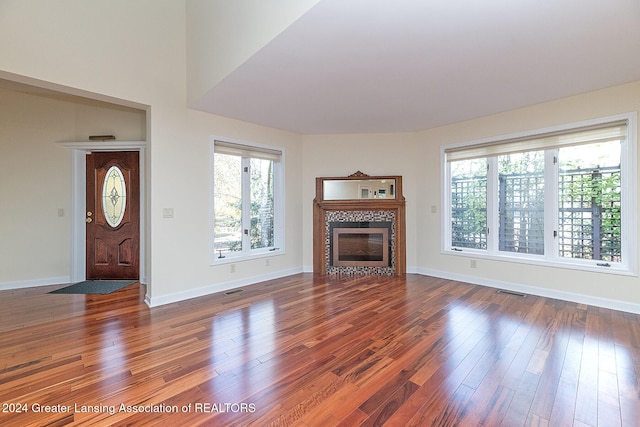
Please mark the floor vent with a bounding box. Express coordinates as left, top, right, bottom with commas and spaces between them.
497, 289, 526, 297
224, 289, 244, 296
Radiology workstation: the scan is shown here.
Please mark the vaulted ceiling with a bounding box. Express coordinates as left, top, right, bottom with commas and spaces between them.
191, 0, 640, 134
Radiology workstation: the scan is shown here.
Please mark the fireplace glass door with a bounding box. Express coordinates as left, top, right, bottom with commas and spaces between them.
332, 227, 389, 267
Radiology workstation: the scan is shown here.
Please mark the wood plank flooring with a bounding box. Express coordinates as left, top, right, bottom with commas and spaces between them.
1, 273, 639, 426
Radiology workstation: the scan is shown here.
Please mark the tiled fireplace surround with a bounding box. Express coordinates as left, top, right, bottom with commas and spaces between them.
325, 210, 397, 275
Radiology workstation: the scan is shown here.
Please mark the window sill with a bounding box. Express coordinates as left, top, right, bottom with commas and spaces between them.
211, 248, 284, 266
443, 248, 636, 277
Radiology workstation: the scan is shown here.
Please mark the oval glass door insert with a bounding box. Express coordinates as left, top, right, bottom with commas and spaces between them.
102, 166, 127, 227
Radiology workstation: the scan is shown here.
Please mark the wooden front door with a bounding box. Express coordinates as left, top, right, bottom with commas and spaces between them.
86, 151, 140, 279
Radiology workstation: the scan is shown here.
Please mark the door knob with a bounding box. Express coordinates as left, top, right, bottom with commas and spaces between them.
86, 211, 93, 223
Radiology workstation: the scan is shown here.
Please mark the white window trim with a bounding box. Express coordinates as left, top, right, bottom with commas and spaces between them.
441, 112, 637, 276
210, 136, 285, 265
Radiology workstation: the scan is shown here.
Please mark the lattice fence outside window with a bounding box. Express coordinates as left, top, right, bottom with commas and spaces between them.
558, 165, 621, 262
451, 165, 621, 260
451, 176, 487, 249
498, 172, 545, 255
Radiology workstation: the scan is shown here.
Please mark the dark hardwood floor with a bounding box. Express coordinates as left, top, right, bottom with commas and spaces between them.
1, 273, 639, 426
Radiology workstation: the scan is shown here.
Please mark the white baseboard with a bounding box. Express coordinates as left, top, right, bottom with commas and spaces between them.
413, 267, 640, 315
6, 267, 636, 315
144, 267, 304, 307
0, 276, 70, 291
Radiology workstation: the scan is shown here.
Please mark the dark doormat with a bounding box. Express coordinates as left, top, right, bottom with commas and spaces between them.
49, 280, 137, 295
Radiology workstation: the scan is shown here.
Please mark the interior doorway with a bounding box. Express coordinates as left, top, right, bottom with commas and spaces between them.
60, 141, 147, 284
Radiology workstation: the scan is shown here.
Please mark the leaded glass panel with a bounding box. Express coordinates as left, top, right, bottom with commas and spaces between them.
102, 166, 127, 228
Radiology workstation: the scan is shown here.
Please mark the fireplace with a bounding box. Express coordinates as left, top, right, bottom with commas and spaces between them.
313, 173, 406, 276
332, 225, 390, 267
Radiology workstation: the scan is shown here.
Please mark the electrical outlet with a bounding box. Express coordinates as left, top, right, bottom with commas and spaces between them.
470, 259, 477, 269
431, 205, 437, 213
230, 263, 236, 273
265, 258, 270, 267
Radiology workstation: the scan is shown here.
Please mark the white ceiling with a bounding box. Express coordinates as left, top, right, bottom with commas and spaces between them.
192, 0, 640, 134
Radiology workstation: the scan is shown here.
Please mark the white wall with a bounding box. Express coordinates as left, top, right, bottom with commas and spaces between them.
301, 132, 420, 270
0, 88, 146, 287
300, 82, 640, 312
147, 109, 303, 302
2, 1, 639, 312
415, 81, 640, 310
0, 0, 305, 302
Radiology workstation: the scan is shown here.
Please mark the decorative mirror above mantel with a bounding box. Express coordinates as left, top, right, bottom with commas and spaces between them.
316, 171, 402, 202
313, 171, 406, 276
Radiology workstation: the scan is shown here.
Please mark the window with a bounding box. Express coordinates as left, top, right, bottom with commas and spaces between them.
498, 150, 545, 255
443, 114, 637, 274
450, 158, 487, 249
211, 139, 284, 262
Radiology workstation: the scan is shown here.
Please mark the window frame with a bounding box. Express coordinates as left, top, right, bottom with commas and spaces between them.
210, 137, 285, 265
441, 113, 637, 276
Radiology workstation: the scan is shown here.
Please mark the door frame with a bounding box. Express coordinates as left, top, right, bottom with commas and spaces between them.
58, 141, 147, 284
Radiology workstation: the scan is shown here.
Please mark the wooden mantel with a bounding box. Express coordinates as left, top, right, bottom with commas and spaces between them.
313, 172, 406, 275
